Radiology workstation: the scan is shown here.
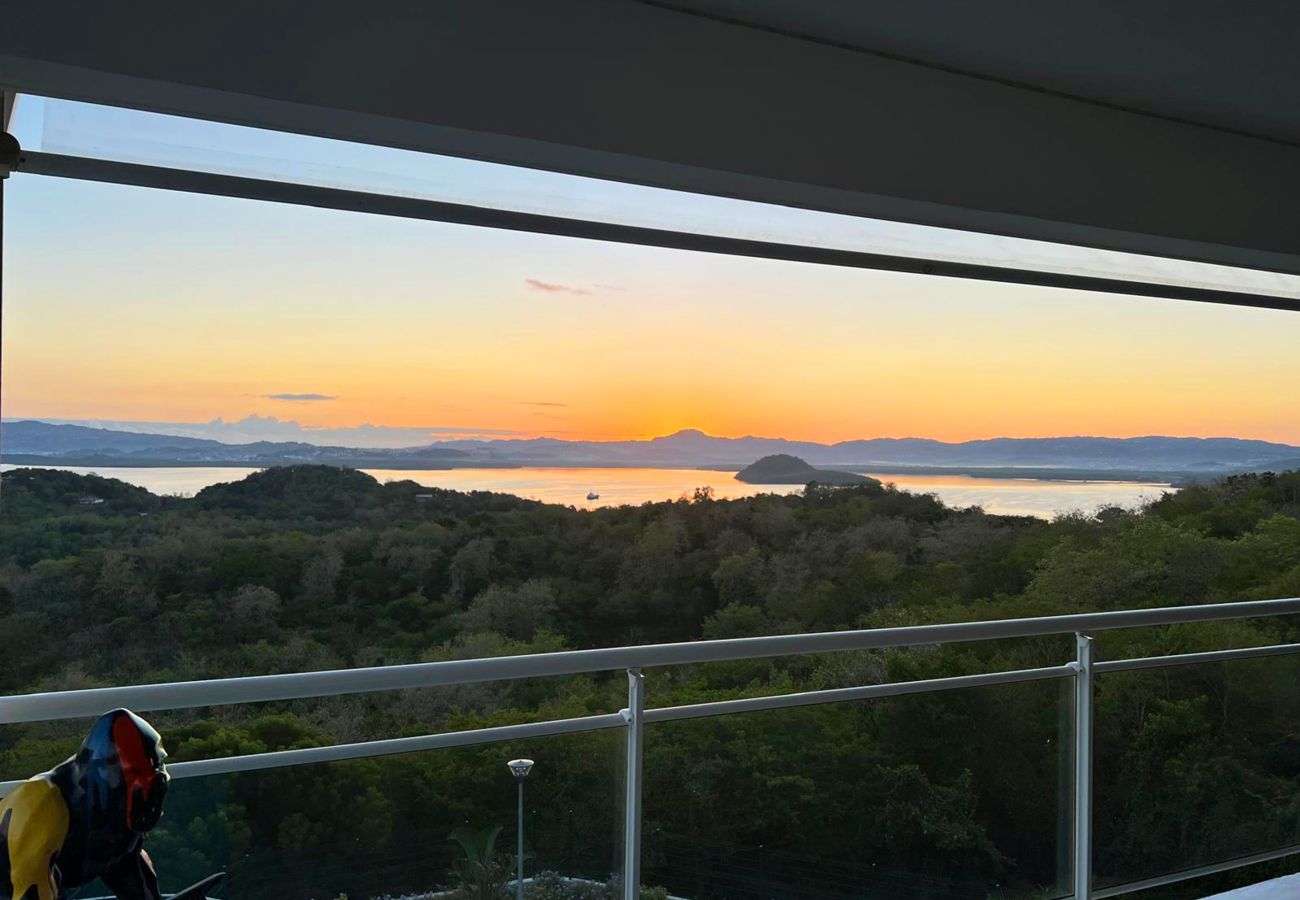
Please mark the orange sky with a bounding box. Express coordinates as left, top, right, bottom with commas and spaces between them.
6, 175, 1300, 446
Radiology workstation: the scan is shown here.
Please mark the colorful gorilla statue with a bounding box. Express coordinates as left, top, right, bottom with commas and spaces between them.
0, 708, 216, 900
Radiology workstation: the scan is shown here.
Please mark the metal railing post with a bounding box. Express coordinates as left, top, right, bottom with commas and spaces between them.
1074, 633, 1095, 900
516, 779, 525, 900
622, 668, 645, 900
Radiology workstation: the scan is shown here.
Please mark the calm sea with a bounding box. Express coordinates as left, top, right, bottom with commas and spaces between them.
0, 464, 1171, 520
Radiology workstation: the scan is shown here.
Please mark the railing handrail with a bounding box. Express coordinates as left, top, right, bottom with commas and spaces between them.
2, 597, 1299, 725
0, 665, 1077, 798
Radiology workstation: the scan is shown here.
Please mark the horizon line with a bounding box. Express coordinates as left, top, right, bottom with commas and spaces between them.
5, 416, 1299, 451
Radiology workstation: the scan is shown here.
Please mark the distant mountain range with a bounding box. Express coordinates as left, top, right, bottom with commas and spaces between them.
431, 428, 1300, 471
5, 421, 1300, 480
1, 421, 471, 467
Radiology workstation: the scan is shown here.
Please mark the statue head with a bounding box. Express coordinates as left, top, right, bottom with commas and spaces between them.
75, 708, 171, 834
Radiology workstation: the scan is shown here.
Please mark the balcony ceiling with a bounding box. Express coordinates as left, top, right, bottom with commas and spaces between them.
659, 0, 1300, 146
3, 1, 1300, 278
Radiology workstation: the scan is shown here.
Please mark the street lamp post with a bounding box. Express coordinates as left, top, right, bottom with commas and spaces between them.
507, 758, 534, 900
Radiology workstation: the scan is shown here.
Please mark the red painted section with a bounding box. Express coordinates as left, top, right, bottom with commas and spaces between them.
112, 714, 156, 830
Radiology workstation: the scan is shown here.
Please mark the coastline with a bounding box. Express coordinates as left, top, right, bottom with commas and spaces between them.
2, 454, 1206, 484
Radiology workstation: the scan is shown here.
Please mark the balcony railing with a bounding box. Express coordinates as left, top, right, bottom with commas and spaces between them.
4, 597, 1300, 900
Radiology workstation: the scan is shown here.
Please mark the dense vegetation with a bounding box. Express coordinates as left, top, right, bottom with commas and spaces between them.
733, 454, 872, 485
2, 465, 1299, 900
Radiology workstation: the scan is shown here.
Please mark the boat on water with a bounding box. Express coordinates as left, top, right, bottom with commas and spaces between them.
586, 491, 600, 500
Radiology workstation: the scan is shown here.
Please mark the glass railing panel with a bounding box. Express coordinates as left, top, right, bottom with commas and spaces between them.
10, 94, 1300, 301
1093, 652, 1300, 894
642, 676, 1072, 900
3, 726, 627, 900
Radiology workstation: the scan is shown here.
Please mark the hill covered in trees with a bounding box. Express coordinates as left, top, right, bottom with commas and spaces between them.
1, 466, 1298, 900
735, 453, 875, 485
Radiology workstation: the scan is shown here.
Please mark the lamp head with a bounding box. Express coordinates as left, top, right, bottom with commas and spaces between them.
507, 758, 534, 780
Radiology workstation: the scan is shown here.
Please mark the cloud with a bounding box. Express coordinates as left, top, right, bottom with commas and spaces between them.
525, 278, 591, 296
519, 401, 569, 408
263, 393, 337, 401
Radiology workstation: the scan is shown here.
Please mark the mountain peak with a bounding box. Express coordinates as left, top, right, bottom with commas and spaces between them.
653, 428, 715, 443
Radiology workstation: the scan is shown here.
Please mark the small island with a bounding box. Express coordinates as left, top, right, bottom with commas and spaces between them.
735, 454, 879, 486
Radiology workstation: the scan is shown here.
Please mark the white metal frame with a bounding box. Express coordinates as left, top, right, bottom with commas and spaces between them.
2, 598, 1300, 899
1074, 634, 1095, 900
5, 597, 1297, 726
622, 669, 645, 900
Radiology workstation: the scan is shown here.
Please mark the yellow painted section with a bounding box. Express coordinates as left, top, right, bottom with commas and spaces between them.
0, 777, 68, 900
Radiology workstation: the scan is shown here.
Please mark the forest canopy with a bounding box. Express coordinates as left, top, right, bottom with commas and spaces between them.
1, 465, 1298, 900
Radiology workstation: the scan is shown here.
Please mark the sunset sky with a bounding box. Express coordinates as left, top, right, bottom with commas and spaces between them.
5, 98, 1300, 446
